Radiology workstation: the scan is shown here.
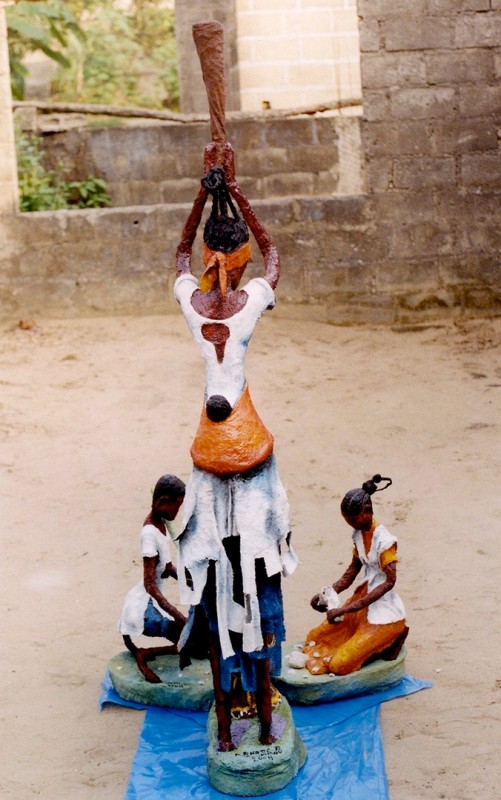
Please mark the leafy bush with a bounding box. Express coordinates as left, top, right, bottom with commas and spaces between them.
7, 1, 179, 110
6, 0, 84, 100
16, 130, 111, 212
52, 1, 179, 110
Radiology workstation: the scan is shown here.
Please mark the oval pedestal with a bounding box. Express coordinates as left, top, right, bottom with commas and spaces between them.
206, 694, 307, 796
274, 645, 407, 705
107, 651, 214, 710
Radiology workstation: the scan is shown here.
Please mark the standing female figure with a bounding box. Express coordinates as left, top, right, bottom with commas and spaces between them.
174, 142, 297, 750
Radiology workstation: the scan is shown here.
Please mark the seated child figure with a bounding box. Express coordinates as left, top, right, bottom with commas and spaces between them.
303, 474, 408, 676
118, 474, 187, 683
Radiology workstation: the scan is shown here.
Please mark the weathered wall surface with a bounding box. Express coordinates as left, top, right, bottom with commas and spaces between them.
1, 3, 499, 324
39, 115, 363, 206
357, 0, 501, 318
0, 6, 18, 214
0, 197, 372, 323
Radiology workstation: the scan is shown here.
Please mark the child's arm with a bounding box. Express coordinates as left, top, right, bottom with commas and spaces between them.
310, 554, 362, 611
332, 554, 363, 593
143, 557, 186, 626
328, 562, 397, 622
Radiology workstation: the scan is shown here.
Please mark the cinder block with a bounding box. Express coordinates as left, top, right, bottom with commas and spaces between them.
461, 154, 501, 186
383, 17, 455, 51
455, 12, 501, 48
263, 118, 316, 148
393, 157, 456, 189
357, 0, 424, 18
428, 0, 488, 11
262, 172, 315, 197
358, 18, 381, 53
430, 119, 498, 154
391, 87, 456, 120
363, 157, 394, 193
361, 90, 392, 122
160, 178, 199, 204
389, 221, 455, 259
313, 118, 339, 147
377, 259, 439, 291
372, 191, 438, 225
361, 52, 426, 89
459, 85, 501, 116
363, 121, 431, 156
425, 49, 494, 85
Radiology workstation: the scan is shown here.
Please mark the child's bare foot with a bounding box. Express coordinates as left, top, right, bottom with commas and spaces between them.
136, 653, 162, 683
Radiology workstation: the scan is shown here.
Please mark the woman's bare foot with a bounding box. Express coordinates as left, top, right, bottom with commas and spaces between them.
217, 733, 235, 752
259, 729, 277, 746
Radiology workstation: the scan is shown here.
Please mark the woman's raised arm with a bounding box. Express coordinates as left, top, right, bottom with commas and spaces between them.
214, 141, 281, 289
175, 185, 208, 277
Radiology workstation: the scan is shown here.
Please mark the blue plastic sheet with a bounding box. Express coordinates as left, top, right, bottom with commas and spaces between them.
100, 673, 431, 800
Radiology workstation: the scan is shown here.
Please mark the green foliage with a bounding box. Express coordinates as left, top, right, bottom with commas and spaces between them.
52, 1, 179, 110
16, 130, 111, 212
65, 176, 112, 209
6, 1, 84, 100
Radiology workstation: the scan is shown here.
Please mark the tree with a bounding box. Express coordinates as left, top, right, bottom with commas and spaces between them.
52, 1, 178, 109
6, 0, 84, 100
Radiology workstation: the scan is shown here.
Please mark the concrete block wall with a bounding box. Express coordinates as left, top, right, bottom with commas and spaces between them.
357, 0, 501, 317
40, 115, 363, 206
235, 0, 362, 111
1, 2, 499, 323
0, 198, 375, 322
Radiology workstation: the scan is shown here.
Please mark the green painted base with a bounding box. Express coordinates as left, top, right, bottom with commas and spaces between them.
207, 695, 307, 796
107, 651, 214, 710
274, 645, 407, 706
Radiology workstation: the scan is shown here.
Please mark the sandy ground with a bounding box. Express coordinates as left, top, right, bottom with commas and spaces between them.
1, 309, 500, 800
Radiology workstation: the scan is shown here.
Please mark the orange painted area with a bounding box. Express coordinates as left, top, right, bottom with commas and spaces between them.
303, 583, 406, 676
190, 384, 273, 475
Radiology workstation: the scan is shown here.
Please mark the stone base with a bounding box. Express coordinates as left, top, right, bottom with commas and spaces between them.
206, 694, 307, 796
274, 645, 407, 705
107, 651, 214, 710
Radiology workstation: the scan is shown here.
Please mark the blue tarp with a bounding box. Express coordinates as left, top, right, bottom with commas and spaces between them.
100, 672, 431, 800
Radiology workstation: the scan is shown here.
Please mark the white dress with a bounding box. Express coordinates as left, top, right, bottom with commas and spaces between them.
352, 524, 406, 625
174, 274, 298, 660
118, 523, 175, 636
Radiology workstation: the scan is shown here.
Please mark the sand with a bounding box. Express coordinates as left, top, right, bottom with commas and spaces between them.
1, 310, 499, 799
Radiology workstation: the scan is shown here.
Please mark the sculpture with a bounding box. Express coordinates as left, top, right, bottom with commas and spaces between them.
118, 474, 187, 683
303, 474, 408, 676
173, 21, 299, 756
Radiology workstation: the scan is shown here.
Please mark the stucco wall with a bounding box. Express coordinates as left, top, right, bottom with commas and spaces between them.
235, 0, 362, 111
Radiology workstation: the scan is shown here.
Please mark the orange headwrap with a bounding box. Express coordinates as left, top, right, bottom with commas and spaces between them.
200, 241, 252, 296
